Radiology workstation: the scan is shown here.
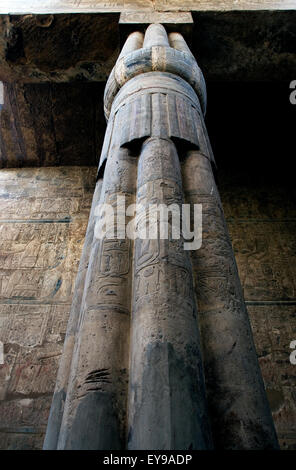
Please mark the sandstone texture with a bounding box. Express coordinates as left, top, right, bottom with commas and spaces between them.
0, 162, 295, 448
0, 6, 294, 449
0, 166, 97, 449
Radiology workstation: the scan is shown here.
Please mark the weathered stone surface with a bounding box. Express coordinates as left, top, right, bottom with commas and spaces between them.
49, 24, 214, 451
229, 221, 296, 302
0, 0, 294, 14
0, 14, 294, 450
0, 10, 294, 85
0, 14, 119, 83
0, 431, 45, 450
221, 183, 296, 222
192, 11, 296, 82
217, 162, 296, 450
0, 83, 106, 168
0, 395, 51, 432
0, 164, 294, 450
0, 162, 295, 449
182, 151, 278, 449
48, 23, 281, 451
43, 179, 103, 449
0, 165, 97, 449
247, 306, 296, 449
119, 11, 193, 25
128, 136, 212, 450
0, 11, 294, 170
216, 167, 296, 305
56, 148, 137, 449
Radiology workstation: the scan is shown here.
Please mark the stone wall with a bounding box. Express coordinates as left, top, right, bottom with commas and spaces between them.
0, 83, 105, 168
220, 170, 296, 450
0, 166, 97, 449
0, 164, 295, 449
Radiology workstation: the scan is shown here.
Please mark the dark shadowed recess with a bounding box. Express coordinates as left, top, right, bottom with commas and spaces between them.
205, 81, 296, 191
0, 82, 106, 168
0, 81, 295, 179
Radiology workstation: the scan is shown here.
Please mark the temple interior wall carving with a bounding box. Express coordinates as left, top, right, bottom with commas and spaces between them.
0, 160, 295, 449
0, 4, 295, 450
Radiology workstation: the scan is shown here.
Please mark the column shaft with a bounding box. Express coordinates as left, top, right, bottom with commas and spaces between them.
128, 137, 212, 450
45, 22, 279, 451
57, 144, 137, 449
182, 150, 279, 449
43, 178, 103, 450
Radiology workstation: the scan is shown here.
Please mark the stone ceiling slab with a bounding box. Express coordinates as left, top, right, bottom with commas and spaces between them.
0, 1, 295, 14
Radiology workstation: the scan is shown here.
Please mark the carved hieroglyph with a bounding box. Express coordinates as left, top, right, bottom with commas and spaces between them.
44, 24, 279, 450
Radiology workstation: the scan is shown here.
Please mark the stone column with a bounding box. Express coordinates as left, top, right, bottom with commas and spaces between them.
43, 178, 103, 450
182, 149, 279, 449
45, 23, 278, 450
127, 136, 212, 450
104, 23, 213, 449
56, 145, 136, 449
